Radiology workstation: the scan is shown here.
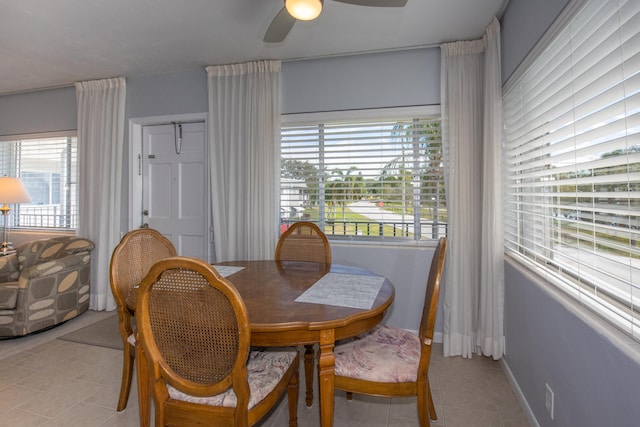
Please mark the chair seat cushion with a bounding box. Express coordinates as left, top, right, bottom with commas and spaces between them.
0, 282, 18, 309
334, 325, 420, 383
167, 347, 297, 409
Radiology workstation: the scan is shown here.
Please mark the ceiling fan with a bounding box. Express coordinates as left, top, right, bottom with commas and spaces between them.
264, 0, 408, 43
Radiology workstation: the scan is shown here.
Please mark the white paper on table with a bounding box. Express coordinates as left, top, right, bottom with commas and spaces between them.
294, 272, 385, 310
212, 265, 246, 278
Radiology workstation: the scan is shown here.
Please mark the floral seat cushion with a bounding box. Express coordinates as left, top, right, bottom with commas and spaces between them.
334, 325, 420, 383
167, 347, 297, 409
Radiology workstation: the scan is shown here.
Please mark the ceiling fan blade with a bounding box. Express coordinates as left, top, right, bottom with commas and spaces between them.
264, 6, 297, 43
332, 0, 408, 6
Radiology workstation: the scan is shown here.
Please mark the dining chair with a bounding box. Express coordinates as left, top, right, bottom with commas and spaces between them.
333, 237, 447, 427
275, 221, 331, 265
109, 228, 177, 412
136, 256, 299, 426
275, 221, 331, 407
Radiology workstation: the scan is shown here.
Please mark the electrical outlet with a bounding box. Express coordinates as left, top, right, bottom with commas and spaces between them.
545, 382, 555, 420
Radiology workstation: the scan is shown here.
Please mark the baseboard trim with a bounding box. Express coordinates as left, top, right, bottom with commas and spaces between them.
500, 358, 540, 427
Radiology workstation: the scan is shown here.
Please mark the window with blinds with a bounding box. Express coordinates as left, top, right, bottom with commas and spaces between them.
504, 0, 640, 339
280, 109, 446, 241
0, 133, 78, 229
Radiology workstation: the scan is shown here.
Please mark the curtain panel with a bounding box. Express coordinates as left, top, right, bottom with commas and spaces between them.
440, 18, 504, 359
75, 76, 126, 311
206, 60, 281, 262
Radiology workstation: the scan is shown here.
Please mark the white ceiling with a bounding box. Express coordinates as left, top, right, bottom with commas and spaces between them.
1, 0, 507, 95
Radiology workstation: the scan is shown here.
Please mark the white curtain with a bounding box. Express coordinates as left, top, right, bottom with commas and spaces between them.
206, 61, 281, 262
75, 77, 126, 311
441, 18, 504, 359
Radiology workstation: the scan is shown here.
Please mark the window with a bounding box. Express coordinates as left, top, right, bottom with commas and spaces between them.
280, 107, 446, 241
0, 132, 78, 229
504, 0, 640, 339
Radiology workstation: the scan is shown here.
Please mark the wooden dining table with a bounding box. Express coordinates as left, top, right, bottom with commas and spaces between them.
130, 259, 395, 427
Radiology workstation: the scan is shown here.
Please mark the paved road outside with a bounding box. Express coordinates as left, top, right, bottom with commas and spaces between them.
346, 200, 442, 239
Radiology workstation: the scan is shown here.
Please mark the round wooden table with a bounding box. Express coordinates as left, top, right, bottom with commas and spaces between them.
131, 260, 395, 427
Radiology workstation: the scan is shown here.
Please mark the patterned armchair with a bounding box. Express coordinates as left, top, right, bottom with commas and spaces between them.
0, 236, 94, 337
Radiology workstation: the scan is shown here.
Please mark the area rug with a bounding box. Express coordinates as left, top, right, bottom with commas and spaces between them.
58, 313, 124, 350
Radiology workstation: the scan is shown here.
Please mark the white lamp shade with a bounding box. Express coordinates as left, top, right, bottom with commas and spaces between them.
0, 177, 31, 204
285, 0, 323, 21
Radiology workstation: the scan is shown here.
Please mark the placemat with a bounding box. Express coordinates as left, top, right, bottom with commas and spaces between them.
294, 273, 385, 309
212, 265, 246, 277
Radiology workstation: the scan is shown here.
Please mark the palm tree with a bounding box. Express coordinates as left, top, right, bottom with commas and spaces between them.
326, 166, 362, 220
387, 120, 444, 238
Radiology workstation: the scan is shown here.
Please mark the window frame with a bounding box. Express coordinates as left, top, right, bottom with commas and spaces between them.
280, 105, 445, 245
0, 130, 78, 231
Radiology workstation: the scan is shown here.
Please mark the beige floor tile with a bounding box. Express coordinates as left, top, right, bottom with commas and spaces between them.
64, 342, 120, 367
0, 349, 36, 367
0, 384, 43, 415
74, 351, 126, 386
99, 407, 143, 427
0, 312, 531, 427
443, 406, 503, 427
18, 378, 105, 418
333, 392, 390, 426
439, 374, 499, 413
388, 396, 419, 421
42, 401, 115, 427
386, 419, 422, 427
0, 362, 37, 388
84, 372, 137, 410
15, 360, 91, 392
0, 408, 49, 427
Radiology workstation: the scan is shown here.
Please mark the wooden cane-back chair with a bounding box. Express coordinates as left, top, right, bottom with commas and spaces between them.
275, 221, 331, 265
136, 257, 299, 426
333, 237, 447, 427
275, 221, 331, 406
109, 228, 177, 412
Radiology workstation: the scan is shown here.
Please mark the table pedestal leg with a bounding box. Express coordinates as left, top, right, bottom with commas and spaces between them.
304, 344, 315, 406
317, 330, 335, 427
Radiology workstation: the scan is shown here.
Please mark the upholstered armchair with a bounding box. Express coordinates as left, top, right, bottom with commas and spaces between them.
0, 236, 94, 337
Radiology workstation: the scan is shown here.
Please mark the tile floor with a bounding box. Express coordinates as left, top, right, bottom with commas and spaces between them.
0, 311, 531, 426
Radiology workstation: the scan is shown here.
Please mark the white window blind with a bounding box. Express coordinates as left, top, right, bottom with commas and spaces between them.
0, 133, 78, 229
504, 0, 640, 339
280, 110, 446, 240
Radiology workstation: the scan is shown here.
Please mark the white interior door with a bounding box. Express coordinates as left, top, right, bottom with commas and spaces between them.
141, 121, 208, 259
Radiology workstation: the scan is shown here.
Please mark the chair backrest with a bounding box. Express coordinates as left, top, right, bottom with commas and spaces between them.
109, 228, 177, 308
136, 257, 251, 409
275, 221, 331, 264
419, 237, 447, 344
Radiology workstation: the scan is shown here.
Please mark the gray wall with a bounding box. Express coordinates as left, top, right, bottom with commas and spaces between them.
501, 1, 640, 426
0, 48, 442, 333
282, 48, 440, 113
500, 0, 570, 84
0, 87, 76, 136
126, 68, 208, 119
505, 260, 640, 427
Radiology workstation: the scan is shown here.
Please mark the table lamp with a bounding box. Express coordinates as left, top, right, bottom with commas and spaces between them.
0, 176, 31, 254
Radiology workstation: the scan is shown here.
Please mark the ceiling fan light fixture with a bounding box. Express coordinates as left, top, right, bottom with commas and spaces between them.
285, 0, 323, 21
